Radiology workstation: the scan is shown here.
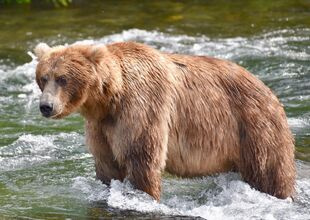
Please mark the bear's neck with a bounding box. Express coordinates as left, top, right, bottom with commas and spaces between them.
80, 91, 122, 122
79, 62, 123, 122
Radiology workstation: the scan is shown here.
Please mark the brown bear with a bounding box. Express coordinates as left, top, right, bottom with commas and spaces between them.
34, 41, 295, 201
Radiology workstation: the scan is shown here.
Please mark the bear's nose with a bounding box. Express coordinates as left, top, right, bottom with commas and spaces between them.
40, 103, 53, 117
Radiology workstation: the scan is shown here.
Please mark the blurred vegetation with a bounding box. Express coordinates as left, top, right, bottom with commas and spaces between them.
0, 0, 30, 3
0, 0, 72, 7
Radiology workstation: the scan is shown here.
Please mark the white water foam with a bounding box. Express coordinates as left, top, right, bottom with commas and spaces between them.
0, 57, 40, 116
288, 117, 310, 136
0, 132, 87, 171
94, 28, 310, 60
71, 172, 310, 220
68, 28, 310, 77
288, 118, 310, 129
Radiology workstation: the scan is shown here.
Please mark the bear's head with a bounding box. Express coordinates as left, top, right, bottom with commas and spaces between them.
34, 43, 112, 119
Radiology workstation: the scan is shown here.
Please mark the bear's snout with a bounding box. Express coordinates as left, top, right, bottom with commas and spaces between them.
39, 91, 60, 118
40, 102, 53, 117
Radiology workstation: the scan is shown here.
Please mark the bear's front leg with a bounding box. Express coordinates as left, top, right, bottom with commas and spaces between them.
86, 121, 125, 185
125, 129, 167, 201
127, 155, 162, 201
94, 153, 125, 185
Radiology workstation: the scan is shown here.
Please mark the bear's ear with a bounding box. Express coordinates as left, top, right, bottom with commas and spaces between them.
34, 43, 51, 60
83, 45, 107, 64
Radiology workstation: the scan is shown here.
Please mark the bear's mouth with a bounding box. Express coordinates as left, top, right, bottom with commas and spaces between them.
40, 111, 60, 119
49, 109, 66, 119
50, 108, 71, 120
50, 112, 62, 119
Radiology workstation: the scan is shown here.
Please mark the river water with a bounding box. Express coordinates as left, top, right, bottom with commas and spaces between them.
0, 1, 309, 219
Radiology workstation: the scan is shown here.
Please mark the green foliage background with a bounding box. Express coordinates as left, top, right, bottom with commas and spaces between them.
0, 0, 72, 7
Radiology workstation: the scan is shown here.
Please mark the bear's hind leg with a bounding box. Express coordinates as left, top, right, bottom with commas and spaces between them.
238, 122, 295, 199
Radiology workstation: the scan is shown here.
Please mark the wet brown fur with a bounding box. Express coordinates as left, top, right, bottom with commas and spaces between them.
35, 42, 296, 201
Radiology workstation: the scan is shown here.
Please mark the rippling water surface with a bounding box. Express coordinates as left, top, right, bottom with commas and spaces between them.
0, 1, 309, 219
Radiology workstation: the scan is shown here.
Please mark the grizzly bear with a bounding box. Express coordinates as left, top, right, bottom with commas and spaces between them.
34, 41, 295, 201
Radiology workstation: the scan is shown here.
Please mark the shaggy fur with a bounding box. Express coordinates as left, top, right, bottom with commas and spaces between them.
34, 42, 296, 201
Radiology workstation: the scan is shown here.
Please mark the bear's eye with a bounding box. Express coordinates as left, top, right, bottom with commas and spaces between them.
40, 75, 48, 86
55, 76, 67, 87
